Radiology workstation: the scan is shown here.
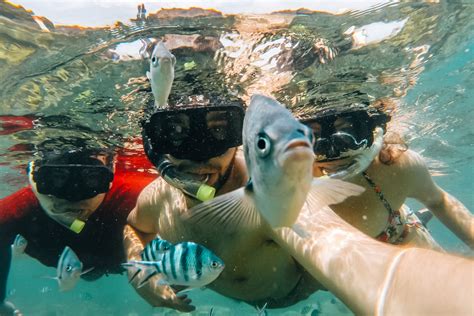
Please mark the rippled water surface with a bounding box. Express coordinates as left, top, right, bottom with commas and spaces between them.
0, 0, 473, 315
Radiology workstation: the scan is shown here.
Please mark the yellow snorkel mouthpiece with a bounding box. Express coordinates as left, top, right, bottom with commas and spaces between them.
196, 184, 216, 201
69, 219, 86, 234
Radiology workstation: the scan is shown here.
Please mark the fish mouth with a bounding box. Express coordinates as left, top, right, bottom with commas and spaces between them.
159, 57, 173, 63
284, 140, 312, 152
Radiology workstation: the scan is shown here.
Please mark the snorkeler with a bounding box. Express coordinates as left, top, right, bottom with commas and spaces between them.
0, 148, 157, 315
300, 102, 473, 249
124, 96, 330, 312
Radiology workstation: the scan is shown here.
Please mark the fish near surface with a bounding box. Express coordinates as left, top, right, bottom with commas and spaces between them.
146, 41, 176, 108
185, 94, 364, 232
123, 241, 225, 289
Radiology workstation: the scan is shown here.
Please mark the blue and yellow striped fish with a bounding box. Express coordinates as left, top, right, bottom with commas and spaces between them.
123, 239, 224, 289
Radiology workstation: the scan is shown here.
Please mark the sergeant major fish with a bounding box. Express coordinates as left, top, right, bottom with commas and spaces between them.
146, 41, 176, 108
128, 236, 173, 283
123, 241, 224, 290
11, 234, 27, 257
186, 94, 364, 231
52, 246, 94, 291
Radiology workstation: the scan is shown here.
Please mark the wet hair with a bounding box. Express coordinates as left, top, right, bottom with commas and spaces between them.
379, 132, 408, 165
370, 97, 408, 165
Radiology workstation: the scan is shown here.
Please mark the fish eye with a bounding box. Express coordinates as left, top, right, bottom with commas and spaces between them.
256, 133, 271, 157
210, 261, 219, 268
151, 56, 158, 66
66, 265, 72, 272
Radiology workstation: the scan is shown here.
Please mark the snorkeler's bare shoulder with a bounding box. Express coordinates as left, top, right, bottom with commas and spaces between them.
127, 177, 184, 234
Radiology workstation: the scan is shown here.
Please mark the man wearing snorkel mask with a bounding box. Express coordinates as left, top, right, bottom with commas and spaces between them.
301, 102, 473, 249
0, 148, 156, 315
124, 98, 324, 312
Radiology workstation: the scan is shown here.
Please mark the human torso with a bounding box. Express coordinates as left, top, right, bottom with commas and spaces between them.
147, 174, 308, 304
319, 151, 440, 249
322, 157, 410, 238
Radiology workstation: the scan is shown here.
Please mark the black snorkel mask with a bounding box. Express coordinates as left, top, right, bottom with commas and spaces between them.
142, 103, 244, 161
27, 152, 114, 233
30, 159, 114, 202
142, 103, 245, 201
301, 105, 389, 162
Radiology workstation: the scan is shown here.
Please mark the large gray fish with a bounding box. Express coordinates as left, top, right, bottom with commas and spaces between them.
53, 246, 93, 291
11, 234, 27, 258
186, 94, 364, 231
123, 241, 224, 289
146, 41, 176, 108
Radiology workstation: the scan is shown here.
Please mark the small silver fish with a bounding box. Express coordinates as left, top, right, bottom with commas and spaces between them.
146, 41, 176, 108
11, 234, 27, 257
186, 95, 364, 232
123, 241, 224, 289
54, 246, 93, 291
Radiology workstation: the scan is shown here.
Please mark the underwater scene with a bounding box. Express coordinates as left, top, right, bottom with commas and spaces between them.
0, 0, 473, 315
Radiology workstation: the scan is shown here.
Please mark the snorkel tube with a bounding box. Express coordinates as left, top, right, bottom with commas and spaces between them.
142, 133, 216, 201
156, 157, 216, 201
328, 127, 384, 180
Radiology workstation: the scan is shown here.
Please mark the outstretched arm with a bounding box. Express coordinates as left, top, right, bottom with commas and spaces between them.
123, 179, 195, 312
406, 151, 474, 248
272, 205, 473, 315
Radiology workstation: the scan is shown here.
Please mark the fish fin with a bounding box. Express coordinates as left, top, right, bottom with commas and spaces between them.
146, 71, 151, 80
307, 178, 365, 211
123, 260, 160, 267
183, 187, 262, 234
415, 208, 433, 227
127, 267, 142, 284
80, 267, 95, 276
137, 270, 159, 288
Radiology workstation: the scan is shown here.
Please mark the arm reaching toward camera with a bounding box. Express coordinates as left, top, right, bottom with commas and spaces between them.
272, 204, 473, 315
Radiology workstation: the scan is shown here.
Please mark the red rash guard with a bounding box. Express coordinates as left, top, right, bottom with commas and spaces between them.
0, 168, 157, 301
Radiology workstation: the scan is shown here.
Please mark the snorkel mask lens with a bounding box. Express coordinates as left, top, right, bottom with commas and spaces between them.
303, 107, 387, 162
142, 103, 244, 161
32, 164, 114, 201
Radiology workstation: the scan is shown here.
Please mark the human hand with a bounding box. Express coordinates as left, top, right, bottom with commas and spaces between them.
130, 271, 195, 312
0, 301, 22, 316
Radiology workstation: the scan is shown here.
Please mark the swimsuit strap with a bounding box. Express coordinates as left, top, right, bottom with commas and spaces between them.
362, 171, 404, 243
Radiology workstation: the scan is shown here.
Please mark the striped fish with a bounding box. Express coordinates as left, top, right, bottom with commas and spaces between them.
123, 241, 224, 289
11, 234, 27, 257
54, 246, 94, 291
128, 236, 173, 283
141, 236, 172, 261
